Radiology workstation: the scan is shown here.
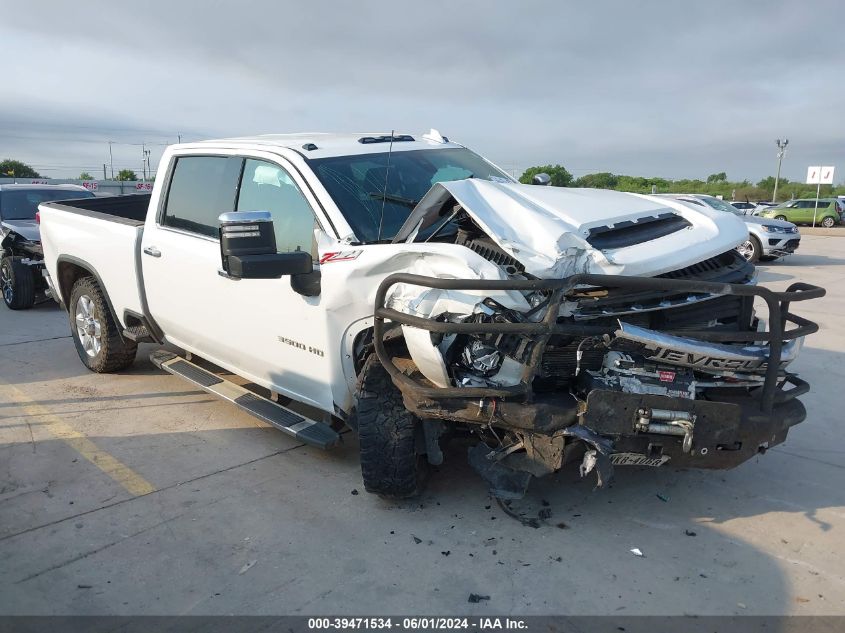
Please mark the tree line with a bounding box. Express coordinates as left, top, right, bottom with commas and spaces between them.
519, 165, 840, 202
3, 156, 839, 200
1, 159, 138, 181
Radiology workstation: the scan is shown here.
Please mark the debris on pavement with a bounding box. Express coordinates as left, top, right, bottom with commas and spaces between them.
685, 529, 697, 536
630, 548, 644, 557
656, 493, 669, 502
412, 535, 422, 544
468, 594, 491, 603
494, 498, 555, 528
238, 560, 257, 575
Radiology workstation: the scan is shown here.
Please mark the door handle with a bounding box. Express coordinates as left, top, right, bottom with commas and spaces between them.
143, 246, 161, 258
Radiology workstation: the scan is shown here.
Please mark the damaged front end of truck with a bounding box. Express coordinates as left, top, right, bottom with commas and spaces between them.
373, 180, 824, 498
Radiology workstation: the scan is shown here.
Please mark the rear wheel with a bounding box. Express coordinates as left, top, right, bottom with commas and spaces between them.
69, 276, 137, 372
355, 355, 428, 498
737, 235, 761, 263
1, 256, 35, 310
821, 216, 836, 228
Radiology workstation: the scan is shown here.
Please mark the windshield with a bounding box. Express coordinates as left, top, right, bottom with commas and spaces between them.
307, 147, 513, 242
0, 189, 94, 220
701, 196, 743, 215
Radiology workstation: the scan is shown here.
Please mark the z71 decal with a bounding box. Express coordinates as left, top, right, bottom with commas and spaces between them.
319, 250, 362, 264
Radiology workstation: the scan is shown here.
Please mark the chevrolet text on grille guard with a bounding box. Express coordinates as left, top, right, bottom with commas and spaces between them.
36, 131, 824, 500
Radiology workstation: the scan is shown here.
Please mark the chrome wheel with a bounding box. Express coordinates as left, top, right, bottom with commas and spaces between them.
1, 263, 12, 305
738, 239, 755, 261
75, 294, 102, 357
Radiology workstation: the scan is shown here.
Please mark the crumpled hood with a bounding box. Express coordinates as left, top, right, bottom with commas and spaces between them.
1, 220, 40, 242
394, 180, 748, 278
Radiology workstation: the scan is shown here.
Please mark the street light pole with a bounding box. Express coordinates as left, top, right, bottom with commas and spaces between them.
142, 143, 151, 182
773, 138, 789, 202
108, 141, 114, 179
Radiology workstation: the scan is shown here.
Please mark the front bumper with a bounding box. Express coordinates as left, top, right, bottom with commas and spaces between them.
762, 236, 801, 257
579, 378, 807, 469
373, 271, 823, 473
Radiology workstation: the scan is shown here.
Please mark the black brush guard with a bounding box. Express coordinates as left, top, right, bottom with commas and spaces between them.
373, 273, 824, 415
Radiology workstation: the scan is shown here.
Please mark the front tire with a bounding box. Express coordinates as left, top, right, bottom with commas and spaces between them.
355, 355, 428, 498
1, 256, 36, 310
69, 276, 137, 372
738, 235, 761, 263
821, 216, 836, 228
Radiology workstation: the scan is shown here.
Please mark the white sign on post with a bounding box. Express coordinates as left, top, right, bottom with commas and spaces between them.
805, 166, 836, 227
806, 166, 835, 184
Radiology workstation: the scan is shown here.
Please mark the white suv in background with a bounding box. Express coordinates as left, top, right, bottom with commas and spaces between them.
660, 194, 800, 262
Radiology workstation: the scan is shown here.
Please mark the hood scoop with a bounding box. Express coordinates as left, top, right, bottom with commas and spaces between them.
585, 213, 691, 249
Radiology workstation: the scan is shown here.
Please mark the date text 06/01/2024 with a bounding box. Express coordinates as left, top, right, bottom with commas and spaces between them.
306, 617, 528, 630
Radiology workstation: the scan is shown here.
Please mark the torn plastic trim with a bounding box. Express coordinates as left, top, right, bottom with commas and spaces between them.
615, 321, 803, 375
563, 424, 614, 489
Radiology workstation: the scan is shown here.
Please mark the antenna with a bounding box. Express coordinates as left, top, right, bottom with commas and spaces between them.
376, 129, 395, 242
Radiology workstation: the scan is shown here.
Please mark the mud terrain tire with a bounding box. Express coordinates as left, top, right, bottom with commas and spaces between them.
356, 356, 428, 498
69, 276, 137, 373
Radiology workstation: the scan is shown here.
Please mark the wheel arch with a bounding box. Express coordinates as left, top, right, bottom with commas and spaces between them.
56, 255, 123, 330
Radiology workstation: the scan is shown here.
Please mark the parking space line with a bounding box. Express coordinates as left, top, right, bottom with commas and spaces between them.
0, 381, 156, 497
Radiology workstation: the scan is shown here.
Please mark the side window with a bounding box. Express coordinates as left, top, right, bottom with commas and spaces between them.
237, 159, 318, 256
162, 156, 242, 237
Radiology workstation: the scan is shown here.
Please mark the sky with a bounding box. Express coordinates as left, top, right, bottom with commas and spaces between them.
1, 0, 843, 183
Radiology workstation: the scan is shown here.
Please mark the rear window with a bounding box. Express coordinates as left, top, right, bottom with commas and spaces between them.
162, 156, 242, 237
0, 189, 94, 220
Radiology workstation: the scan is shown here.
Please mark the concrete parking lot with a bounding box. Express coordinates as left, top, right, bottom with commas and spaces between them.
1, 235, 844, 616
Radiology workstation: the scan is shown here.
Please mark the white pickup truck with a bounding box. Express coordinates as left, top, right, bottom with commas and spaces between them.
39, 131, 824, 499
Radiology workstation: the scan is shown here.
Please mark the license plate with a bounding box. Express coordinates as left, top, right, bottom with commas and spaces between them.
610, 452, 670, 467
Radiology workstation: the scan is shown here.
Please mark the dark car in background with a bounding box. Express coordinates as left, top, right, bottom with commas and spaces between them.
0, 184, 95, 309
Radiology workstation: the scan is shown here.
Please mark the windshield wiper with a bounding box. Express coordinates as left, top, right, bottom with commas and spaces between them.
368, 192, 419, 208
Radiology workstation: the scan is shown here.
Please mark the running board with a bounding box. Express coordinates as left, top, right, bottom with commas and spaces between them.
123, 325, 155, 343
150, 350, 340, 450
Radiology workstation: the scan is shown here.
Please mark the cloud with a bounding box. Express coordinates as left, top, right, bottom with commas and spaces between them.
2, 0, 844, 181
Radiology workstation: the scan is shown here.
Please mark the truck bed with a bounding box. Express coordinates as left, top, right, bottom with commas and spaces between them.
39, 194, 151, 325
50, 193, 151, 225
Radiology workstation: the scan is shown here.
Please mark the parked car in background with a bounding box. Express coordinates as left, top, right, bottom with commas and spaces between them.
751, 201, 777, 215
0, 184, 95, 309
658, 194, 800, 262
729, 201, 757, 214
757, 198, 845, 228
